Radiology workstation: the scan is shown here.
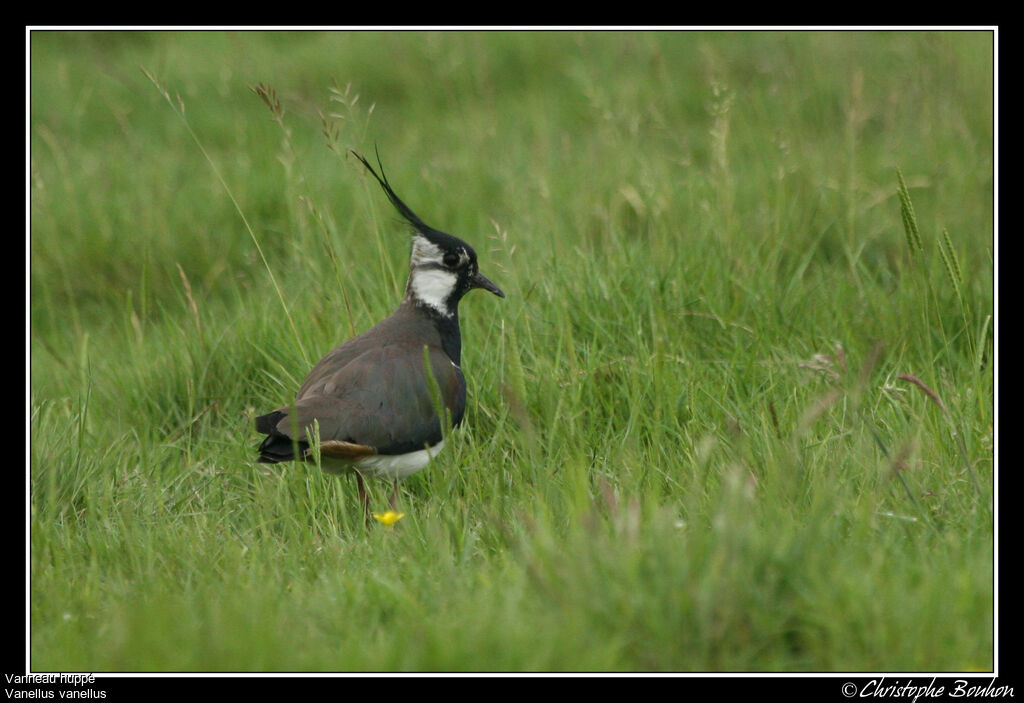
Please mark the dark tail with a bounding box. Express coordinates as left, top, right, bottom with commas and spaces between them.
255, 410, 306, 463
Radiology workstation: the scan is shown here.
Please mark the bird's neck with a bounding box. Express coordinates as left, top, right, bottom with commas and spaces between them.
432, 311, 463, 366
400, 292, 463, 366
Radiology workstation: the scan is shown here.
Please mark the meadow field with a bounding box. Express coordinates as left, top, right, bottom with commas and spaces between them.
28, 30, 994, 672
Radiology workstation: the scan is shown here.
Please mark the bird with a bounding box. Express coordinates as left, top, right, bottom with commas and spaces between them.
255, 150, 505, 519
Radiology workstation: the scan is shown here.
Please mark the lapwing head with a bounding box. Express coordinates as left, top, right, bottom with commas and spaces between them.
352, 150, 505, 318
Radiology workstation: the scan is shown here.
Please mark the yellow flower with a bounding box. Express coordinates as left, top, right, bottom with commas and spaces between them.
372, 510, 405, 526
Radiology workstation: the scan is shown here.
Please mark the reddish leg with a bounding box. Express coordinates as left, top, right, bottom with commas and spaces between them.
355, 472, 371, 526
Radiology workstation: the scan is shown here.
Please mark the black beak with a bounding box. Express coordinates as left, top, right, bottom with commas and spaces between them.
472, 270, 505, 298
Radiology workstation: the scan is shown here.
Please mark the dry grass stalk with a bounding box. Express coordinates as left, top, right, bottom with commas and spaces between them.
896, 374, 948, 413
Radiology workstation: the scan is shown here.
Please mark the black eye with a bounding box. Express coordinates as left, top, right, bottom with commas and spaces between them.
443, 252, 460, 267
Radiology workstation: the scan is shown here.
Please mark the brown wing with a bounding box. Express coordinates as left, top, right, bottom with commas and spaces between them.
259, 343, 465, 459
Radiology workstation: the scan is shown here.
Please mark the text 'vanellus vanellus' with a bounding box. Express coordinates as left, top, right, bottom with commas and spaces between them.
255, 151, 505, 519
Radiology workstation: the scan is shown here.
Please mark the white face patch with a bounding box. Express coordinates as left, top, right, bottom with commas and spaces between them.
407, 234, 462, 316
409, 235, 445, 267
410, 267, 458, 316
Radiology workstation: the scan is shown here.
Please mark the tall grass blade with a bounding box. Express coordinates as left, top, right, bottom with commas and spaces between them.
939, 227, 964, 300
896, 167, 923, 254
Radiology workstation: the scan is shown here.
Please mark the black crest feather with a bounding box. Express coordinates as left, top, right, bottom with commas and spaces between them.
351, 147, 478, 256
351, 148, 431, 233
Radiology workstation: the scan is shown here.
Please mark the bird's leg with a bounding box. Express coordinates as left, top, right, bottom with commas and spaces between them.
389, 479, 399, 510
355, 471, 371, 526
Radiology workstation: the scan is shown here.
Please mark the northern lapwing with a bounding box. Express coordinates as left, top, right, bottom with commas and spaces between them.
255, 150, 505, 519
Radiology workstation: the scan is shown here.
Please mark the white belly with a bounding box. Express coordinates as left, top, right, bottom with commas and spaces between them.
354, 440, 445, 479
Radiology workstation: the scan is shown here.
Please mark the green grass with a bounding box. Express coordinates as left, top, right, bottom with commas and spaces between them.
29, 29, 994, 672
